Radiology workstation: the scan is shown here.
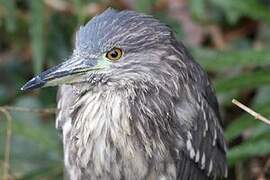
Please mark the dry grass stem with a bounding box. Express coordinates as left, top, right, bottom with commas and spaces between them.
1, 106, 56, 114
0, 108, 12, 180
0, 106, 56, 179
232, 99, 270, 125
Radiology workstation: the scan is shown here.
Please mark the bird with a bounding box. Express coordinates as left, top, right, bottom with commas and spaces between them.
21, 8, 227, 180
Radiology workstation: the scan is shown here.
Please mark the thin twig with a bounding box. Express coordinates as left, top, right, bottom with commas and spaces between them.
232, 99, 270, 125
0, 105, 55, 179
1, 106, 56, 114
0, 108, 12, 180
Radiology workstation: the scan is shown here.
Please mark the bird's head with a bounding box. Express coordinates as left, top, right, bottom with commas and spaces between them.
21, 8, 174, 91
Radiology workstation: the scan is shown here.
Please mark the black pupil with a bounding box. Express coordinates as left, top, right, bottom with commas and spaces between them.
110, 50, 118, 58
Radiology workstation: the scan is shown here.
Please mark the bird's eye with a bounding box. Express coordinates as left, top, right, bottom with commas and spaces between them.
105, 48, 123, 61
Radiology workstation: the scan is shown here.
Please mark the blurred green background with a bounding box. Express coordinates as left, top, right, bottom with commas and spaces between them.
0, 0, 270, 179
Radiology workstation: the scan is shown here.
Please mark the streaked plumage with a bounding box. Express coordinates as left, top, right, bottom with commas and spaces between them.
22, 8, 227, 180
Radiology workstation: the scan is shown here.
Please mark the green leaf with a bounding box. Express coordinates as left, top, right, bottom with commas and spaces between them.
11, 120, 59, 153
193, 48, 270, 70
9, 97, 59, 153
72, 0, 85, 25
30, 0, 45, 74
248, 124, 270, 141
211, 0, 270, 24
225, 102, 270, 141
228, 139, 270, 166
1, 0, 16, 32
189, 0, 205, 21
19, 163, 63, 180
253, 86, 270, 105
214, 71, 270, 93
134, 0, 156, 13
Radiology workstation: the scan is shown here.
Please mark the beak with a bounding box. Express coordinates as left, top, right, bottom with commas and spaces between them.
21, 57, 105, 91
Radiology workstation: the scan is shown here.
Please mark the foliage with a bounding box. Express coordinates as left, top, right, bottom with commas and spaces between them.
0, 0, 269, 179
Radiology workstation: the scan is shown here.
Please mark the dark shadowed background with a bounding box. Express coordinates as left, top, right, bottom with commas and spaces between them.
0, 0, 270, 179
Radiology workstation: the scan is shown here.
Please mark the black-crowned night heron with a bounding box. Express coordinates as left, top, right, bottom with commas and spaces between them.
21, 8, 227, 180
